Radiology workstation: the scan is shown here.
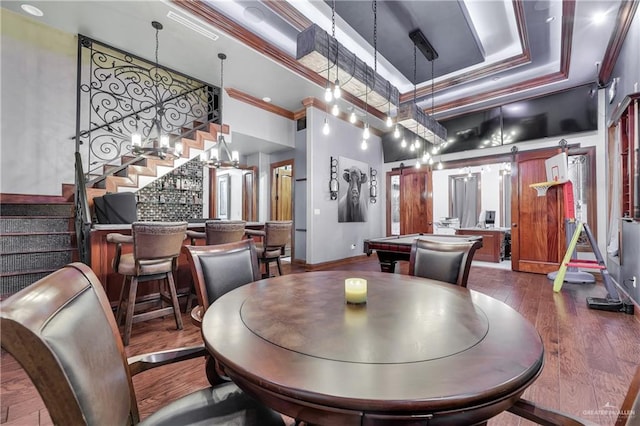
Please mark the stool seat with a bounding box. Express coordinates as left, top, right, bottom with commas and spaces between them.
114, 253, 174, 276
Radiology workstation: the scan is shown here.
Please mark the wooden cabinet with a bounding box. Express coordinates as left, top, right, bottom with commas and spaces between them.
610, 93, 639, 220
455, 228, 510, 263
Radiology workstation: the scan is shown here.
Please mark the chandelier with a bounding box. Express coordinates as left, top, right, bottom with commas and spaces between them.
131, 21, 183, 159
201, 53, 239, 168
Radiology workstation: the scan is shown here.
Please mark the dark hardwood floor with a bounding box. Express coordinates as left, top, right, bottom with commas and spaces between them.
1, 257, 638, 425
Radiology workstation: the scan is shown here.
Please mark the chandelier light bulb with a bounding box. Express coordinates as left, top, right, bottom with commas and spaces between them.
363, 123, 370, 140
160, 134, 170, 148
415, 138, 421, 148
232, 150, 240, 162
415, 160, 421, 169
437, 161, 444, 170
332, 103, 340, 116
393, 125, 400, 139
386, 115, 393, 127
211, 148, 218, 160
349, 111, 357, 123
174, 141, 183, 156
324, 86, 333, 102
428, 157, 434, 165
322, 118, 330, 135
410, 143, 415, 152
422, 153, 428, 162
333, 80, 341, 99
401, 138, 407, 148
361, 140, 368, 150
432, 147, 438, 155
131, 132, 142, 147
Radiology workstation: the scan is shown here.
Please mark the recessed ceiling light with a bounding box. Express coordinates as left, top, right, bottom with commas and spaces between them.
262, 97, 271, 103
592, 11, 607, 25
21, 4, 43, 17
545, 16, 555, 23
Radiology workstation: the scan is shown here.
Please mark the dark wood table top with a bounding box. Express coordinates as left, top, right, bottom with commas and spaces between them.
202, 270, 544, 425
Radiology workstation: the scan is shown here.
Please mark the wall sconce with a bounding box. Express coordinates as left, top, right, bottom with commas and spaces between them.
329, 156, 339, 200
369, 167, 378, 203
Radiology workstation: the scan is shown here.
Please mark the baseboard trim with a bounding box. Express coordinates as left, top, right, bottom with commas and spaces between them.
304, 254, 371, 271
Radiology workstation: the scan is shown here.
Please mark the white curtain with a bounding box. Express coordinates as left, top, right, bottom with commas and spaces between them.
607, 125, 621, 256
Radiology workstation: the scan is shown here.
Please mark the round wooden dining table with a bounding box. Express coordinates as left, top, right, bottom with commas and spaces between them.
201, 270, 544, 425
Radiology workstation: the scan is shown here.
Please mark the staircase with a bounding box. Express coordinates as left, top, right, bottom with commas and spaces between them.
0, 201, 77, 298
87, 123, 223, 194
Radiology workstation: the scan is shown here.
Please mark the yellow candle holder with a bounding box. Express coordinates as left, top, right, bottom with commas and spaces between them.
345, 278, 367, 305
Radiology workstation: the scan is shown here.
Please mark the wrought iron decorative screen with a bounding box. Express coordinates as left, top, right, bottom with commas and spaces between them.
75, 35, 218, 181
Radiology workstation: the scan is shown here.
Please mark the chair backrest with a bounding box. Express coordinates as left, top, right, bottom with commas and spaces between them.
204, 220, 246, 245
0, 263, 139, 425
263, 221, 292, 251
94, 191, 138, 224
132, 221, 187, 262
408, 238, 480, 287
185, 239, 261, 313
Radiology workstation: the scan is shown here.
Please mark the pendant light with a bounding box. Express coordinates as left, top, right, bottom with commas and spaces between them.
132, 21, 182, 159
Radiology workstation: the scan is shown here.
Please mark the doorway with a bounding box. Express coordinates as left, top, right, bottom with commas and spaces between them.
386, 167, 433, 235
270, 160, 294, 257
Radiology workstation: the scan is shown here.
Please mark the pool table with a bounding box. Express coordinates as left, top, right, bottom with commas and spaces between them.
363, 234, 483, 273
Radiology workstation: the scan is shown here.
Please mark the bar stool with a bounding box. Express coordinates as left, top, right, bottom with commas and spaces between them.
107, 221, 187, 345
246, 220, 292, 278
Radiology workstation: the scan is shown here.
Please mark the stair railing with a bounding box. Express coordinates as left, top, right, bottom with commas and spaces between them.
74, 34, 219, 184
74, 152, 92, 265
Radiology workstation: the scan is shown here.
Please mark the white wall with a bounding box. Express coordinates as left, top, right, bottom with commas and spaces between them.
306, 108, 385, 265
224, 91, 296, 149
1, 10, 76, 196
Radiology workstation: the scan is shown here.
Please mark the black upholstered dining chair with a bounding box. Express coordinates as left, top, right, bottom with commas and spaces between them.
107, 221, 187, 345
184, 239, 261, 327
408, 238, 480, 287
0, 262, 285, 426
184, 239, 261, 385
246, 220, 292, 278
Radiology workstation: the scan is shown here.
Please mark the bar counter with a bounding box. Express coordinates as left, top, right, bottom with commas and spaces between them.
90, 222, 263, 306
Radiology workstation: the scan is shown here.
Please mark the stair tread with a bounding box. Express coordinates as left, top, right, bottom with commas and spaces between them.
1, 267, 61, 278
1, 248, 77, 257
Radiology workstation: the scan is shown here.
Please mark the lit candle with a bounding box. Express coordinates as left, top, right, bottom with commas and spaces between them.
345, 278, 367, 304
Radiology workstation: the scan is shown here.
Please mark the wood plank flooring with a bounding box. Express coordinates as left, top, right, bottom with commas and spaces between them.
1, 257, 638, 425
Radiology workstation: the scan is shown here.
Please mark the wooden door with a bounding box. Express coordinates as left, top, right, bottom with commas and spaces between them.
272, 166, 292, 220
511, 148, 565, 273
400, 168, 433, 235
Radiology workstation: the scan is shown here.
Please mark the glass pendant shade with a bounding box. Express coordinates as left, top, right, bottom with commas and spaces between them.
132, 132, 142, 147
323, 119, 330, 135
332, 103, 339, 116
393, 125, 400, 138
350, 111, 357, 123
324, 86, 333, 102
401, 138, 407, 148
386, 115, 393, 127
361, 140, 368, 150
333, 80, 341, 99
437, 161, 444, 170
363, 123, 370, 140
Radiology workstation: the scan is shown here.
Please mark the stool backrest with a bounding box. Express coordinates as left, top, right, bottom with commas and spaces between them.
263, 221, 292, 251
204, 220, 246, 245
132, 222, 187, 262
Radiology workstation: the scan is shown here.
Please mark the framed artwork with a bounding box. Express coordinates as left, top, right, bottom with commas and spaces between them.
338, 156, 369, 223
217, 174, 230, 219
